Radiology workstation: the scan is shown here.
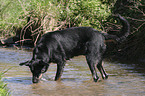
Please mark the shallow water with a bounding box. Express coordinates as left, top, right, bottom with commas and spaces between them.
0, 47, 145, 96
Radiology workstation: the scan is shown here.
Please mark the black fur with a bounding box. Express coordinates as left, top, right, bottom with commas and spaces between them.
19, 15, 130, 83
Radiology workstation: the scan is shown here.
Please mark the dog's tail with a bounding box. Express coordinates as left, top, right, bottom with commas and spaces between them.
102, 14, 130, 43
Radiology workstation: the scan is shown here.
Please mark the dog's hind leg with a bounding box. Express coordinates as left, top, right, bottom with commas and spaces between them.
97, 61, 108, 79
86, 55, 99, 82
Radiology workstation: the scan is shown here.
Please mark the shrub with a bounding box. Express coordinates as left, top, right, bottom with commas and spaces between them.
0, 0, 111, 39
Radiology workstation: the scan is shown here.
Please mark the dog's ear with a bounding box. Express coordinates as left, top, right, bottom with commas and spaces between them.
19, 61, 31, 66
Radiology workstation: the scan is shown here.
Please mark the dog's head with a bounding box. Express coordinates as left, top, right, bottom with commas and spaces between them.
19, 60, 49, 83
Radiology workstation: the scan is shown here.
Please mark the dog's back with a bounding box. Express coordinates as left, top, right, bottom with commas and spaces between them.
36, 27, 105, 61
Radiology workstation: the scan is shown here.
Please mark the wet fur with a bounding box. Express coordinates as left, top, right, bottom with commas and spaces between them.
20, 15, 130, 83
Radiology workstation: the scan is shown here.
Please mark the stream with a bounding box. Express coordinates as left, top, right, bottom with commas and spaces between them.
0, 47, 145, 96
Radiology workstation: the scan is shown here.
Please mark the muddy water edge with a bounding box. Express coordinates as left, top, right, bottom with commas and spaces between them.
0, 47, 145, 96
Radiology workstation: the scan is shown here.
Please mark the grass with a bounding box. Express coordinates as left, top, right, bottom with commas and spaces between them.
0, 0, 111, 38
0, 70, 10, 96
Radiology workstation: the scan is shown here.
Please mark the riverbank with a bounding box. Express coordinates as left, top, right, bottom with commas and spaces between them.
1, 0, 145, 61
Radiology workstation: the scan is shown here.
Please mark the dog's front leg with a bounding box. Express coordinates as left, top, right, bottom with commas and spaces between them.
55, 62, 65, 81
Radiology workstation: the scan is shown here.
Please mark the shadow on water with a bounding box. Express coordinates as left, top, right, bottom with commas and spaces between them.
0, 47, 145, 96
108, 59, 145, 76
3, 77, 32, 85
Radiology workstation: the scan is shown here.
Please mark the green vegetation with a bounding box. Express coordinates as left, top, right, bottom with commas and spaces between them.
0, 71, 9, 96
0, 0, 111, 38
1, 0, 145, 60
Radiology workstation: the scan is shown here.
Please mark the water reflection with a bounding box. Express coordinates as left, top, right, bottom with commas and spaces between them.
0, 47, 145, 96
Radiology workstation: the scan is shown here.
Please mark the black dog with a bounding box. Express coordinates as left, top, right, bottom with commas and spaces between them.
20, 15, 130, 83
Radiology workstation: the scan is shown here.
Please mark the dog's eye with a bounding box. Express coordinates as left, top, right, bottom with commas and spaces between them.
41, 66, 48, 73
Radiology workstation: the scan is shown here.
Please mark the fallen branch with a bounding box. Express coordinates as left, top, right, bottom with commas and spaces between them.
14, 39, 32, 44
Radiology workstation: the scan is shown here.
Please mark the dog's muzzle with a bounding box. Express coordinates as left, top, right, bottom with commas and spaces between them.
32, 74, 42, 83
